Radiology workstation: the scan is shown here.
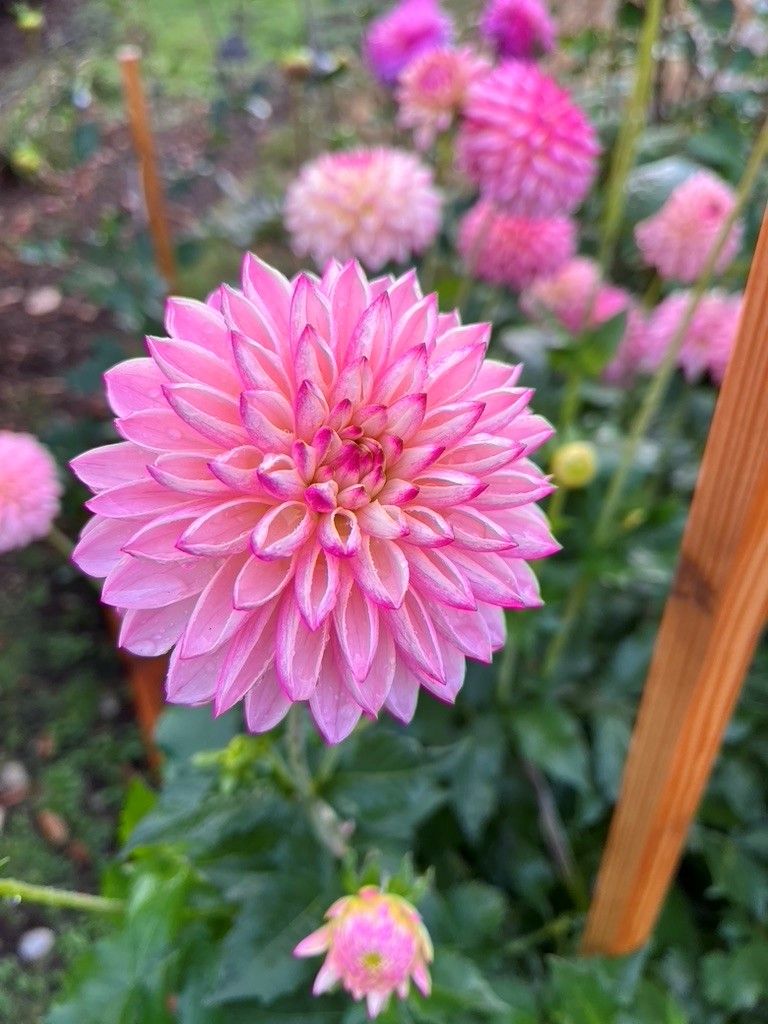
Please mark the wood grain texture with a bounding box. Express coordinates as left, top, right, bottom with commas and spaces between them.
118, 47, 177, 291
582, 207, 768, 955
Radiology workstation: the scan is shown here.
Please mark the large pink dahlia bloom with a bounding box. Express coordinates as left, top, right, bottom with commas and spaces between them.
644, 290, 743, 384
364, 0, 454, 86
457, 61, 599, 217
295, 886, 433, 1019
396, 46, 490, 150
480, 0, 556, 60
0, 431, 61, 554
71, 256, 558, 743
285, 148, 442, 272
458, 200, 576, 290
635, 170, 743, 284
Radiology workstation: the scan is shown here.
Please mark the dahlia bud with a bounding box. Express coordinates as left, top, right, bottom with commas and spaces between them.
0, 431, 61, 553
550, 441, 597, 489
294, 886, 433, 1018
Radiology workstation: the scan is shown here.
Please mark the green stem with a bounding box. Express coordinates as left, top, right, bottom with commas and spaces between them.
599, 0, 664, 272
0, 878, 123, 914
47, 524, 75, 560
547, 485, 568, 530
541, 576, 590, 680
285, 706, 314, 798
642, 271, 663, 309
505, 913, 583, 957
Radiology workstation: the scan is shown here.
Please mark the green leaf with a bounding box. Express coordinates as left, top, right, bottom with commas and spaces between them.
592, 713, 631, 801
450, 716, 505, 841
118, 777, 158, 845
550, 313, 628, 378
426, 950, 510, 1017
701, 942, 768, 1011
512, 705, 590, 791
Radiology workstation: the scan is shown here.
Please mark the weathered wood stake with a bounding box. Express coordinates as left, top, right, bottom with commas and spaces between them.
118, 45, 178, 291
582, 206, 768, 955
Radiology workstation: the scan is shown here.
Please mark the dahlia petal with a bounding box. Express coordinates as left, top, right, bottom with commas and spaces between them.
346, 293, 393, 368
232, 331, 291, 392
233, 554, 293, 610
208, 445, 263, 491
295, 544, 341, 629
241, 252, 292, 338
383, 393, 427, 440
147, 336, 240, 390
116, 408, 215, 454
431, 602, 493, 662
86, 480, 210, 519
401, 506, 454, 547
406, 546, 476, 610
306, 481, 339, 514
475, 387, 534, 434
122, 508, 208, 562
496, 505, 561, 559
451, 550, 542, 607
412, 959, 432, 996
72, 517, 138, 577
241, 390, 295, 452
334, 577, 380, 682
102, 555, 211, 610
376, 344, 429, 405
312, 960, 340, 996
377, 478, 419, 506
356, 501, 409, 540
318, 509, 362, 557
391, 294, 438, 360
104, 358, 167, 416
390, 444, 444, 478
416, 401, 485, 448
441, 434, 524, 475
295, 325, 337, 395
276, 596, 329, 700
244, 665, 292, 732
384, 663, 420, 724
385, 590, 445, 683
310, 648, 363, 744
290, 274, 331, 354
473, 465, 554, 509
386, 268, 422, 321
503, 412, 554, 452
412, 469, 486, 506
419, 638, 465, 702
353, 535, 409, 608
214, 605, 278, 714
295, 379, 330, 441
178, 498, 266, 556
166, 643, 225, 704
426, 341, 487, 405
119, 597, 198, 657
251, 501, 317, 560
148, 452, 231, 495
70, 443, 149, 492
293, 925, 332, 958
163, 383, 246, 449
257, 455, 306, 501
477, 601, 507, 650
181, 554, 252, 657
448, 507, 516, 552
165, 297, 232, 362
331, 261, 372, 361
220, 284, 280, 354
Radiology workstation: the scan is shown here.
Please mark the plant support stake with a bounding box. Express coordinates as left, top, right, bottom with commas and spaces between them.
582, 204, 768, 955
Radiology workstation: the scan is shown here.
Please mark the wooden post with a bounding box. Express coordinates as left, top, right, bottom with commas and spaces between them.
118, 46, 178, 291
582, 207, 768, 955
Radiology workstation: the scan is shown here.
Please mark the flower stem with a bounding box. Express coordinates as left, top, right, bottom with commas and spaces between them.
0, 877, 123, 914
47, 524, 75, 560
505, 912, 583, 957
599, 0, 664, 273
285, 705, 314, 798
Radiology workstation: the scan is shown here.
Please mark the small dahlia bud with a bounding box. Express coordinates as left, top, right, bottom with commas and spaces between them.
634, 170, 743, 284
0, 431, 61, 553
550, 441, 597, 489
295, 886, 433, 1019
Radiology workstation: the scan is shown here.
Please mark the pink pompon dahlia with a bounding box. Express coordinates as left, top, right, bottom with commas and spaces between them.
635, 170, 743, 284
295, 886, 433, 1018
0, 431, 61, 554
643, 290, 743, 384
396, 46, 490, 150
480, 0, 557, 60
458, 200, 576, 291
71, 256, 558, 743
285, 148, 442, 272
521, 258, 631, 334
457, 61, 600, 217
364, 0, 454, 86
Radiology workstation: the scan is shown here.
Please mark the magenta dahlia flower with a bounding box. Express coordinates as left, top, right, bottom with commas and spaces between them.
71, 256, 558, 743
0, 431, 61, 554
295, 886, 433, 1018
396, 46, 490, 150
458, 200, 576, 290
635, 170, 743, 284
480, 0, 556, 60
643, 290, 743, 384
285, 148, 442, 272
364, 0, 454, 86
457, 61, 599, 217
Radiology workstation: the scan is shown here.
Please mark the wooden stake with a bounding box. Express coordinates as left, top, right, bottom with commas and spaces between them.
118, 46, 177, 291
582, 208, 768, 955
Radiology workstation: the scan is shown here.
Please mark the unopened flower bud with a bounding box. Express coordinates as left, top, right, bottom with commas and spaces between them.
551, 441, 597, 489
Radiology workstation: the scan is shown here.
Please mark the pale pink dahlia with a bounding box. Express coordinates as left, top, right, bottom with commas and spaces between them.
396, 46, 490, 150
364, 0, 454, 86
480, 0, 556, 60
521, 258, 631, 334
285, 149, 442, 272
295, 886, 433, 1018
457, 62, 600, 217
0, 431, 61, 554
71, 256, 558, 743
635, 171, 743, 284
643, 290, 743, 384
458, 199, 576, 291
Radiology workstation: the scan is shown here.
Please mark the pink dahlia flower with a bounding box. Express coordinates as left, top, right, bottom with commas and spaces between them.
480, 0, 556, 60
71, 256, 558, 743
521, 258, 631, 334
643, 290, 743, 384
457, 61, 599, 217
295, 886, 433, 1018
0, 431, 61, 554
635, 170, 743, 284
285, 148, 442, 272
396, 46, 490, 150
458, 200, 576, 291
364, 0, 454, 86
